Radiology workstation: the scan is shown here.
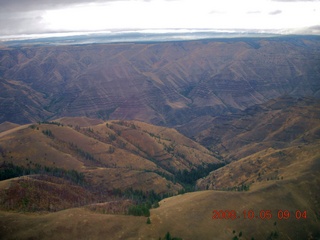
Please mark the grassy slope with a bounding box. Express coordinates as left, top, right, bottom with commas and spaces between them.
0, 113, 319, 239
0, 145, 318, 239
0, 173, 319, 240
0, 121, 20, 133
189, 98, 320, 190
0, 119, 220, 196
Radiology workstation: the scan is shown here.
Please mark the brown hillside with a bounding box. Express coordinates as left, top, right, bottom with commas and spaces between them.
0, 78, 51, 123
0, 171, 319, 240
1, 37, 320, 125
0, 175, 97, 212
0, 121, 19, 133
182, 97, 320, 161
0, 119, 220, 197
190, 97, 320, 191
0, 106, 319, 239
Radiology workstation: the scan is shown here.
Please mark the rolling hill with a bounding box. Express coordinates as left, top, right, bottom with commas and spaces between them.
0, 102, 319, 239
0, 118, 222, 211
0, 161, 319, 240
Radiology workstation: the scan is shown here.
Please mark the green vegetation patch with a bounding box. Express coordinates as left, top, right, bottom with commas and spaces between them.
0, 162, 85, 185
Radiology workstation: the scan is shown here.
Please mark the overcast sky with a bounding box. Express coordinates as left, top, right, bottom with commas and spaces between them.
0, 0, 320, 37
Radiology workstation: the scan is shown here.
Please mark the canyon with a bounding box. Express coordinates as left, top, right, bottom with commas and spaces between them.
0, 35, 320, 239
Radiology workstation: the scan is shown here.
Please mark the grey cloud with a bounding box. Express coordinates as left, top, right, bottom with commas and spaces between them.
0, 13, 45, 35
269, 10, 282, 15
306, 25, 320, 33
0, 0, 115, 12
292, 25, 320, 34
0, 0, 155, 35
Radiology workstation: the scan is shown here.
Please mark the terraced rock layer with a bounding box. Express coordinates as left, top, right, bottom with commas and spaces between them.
1, 36, 320, 125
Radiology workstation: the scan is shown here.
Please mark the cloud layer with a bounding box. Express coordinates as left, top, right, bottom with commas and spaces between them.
0, 0, 319, 37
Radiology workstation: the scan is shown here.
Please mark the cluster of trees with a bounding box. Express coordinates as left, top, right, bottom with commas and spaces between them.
0, 162, 85, 185
42, 129, 54, 138
221, 184, 250, 192
164, 143, 175, 153
108, 133, 117, 141
38, 121, 64, 126
112, 188, 162, 216
147, 162, 225, 193
128, 203, 150, 217
68, 142, 97, 163
175, 162, 225, 187
75, 147, 95, 162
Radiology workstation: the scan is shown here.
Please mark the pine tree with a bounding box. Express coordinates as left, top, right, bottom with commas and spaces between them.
165, 232, 171, 240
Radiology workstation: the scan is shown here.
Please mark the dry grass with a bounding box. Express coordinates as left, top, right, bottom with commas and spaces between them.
1, 173, 319, 240
197, 140, 320, 190
0, 119, 220, 197
0, 113, 319, 239
0, 122, 20, 133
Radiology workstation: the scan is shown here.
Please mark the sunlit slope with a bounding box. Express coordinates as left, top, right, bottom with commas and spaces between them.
1, 174, 319, 240
0, 208, 147, 240
145, 175, 320, 240
0, 118, 220, 194
0, 121, 19, 133
197, 139, 320, 190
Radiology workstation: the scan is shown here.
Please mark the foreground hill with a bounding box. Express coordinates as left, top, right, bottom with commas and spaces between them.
0, 121, 19, 133
0, 100, 319, 239
0, 170, 319, 239
0, 118, 221, 211
1, 36, 320, 125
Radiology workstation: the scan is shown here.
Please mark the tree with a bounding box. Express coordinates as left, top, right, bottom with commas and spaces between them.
160, 232, 182, 240
108, 146, 115, 154
42, 129, 54, 138
146, 217, 151, 224
127, 204, 150, 217
165, 232, 171, 240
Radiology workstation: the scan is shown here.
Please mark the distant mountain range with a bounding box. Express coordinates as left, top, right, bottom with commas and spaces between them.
0, 29, 280, 46
1, 35, 320, 126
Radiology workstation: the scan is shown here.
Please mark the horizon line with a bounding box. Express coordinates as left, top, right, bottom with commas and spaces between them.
1, 28, 319, 46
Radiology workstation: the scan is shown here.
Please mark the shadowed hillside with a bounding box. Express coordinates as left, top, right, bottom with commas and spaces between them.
185, 97, 320, 191
180, 97, 320, 158
1, 36, 320, 125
